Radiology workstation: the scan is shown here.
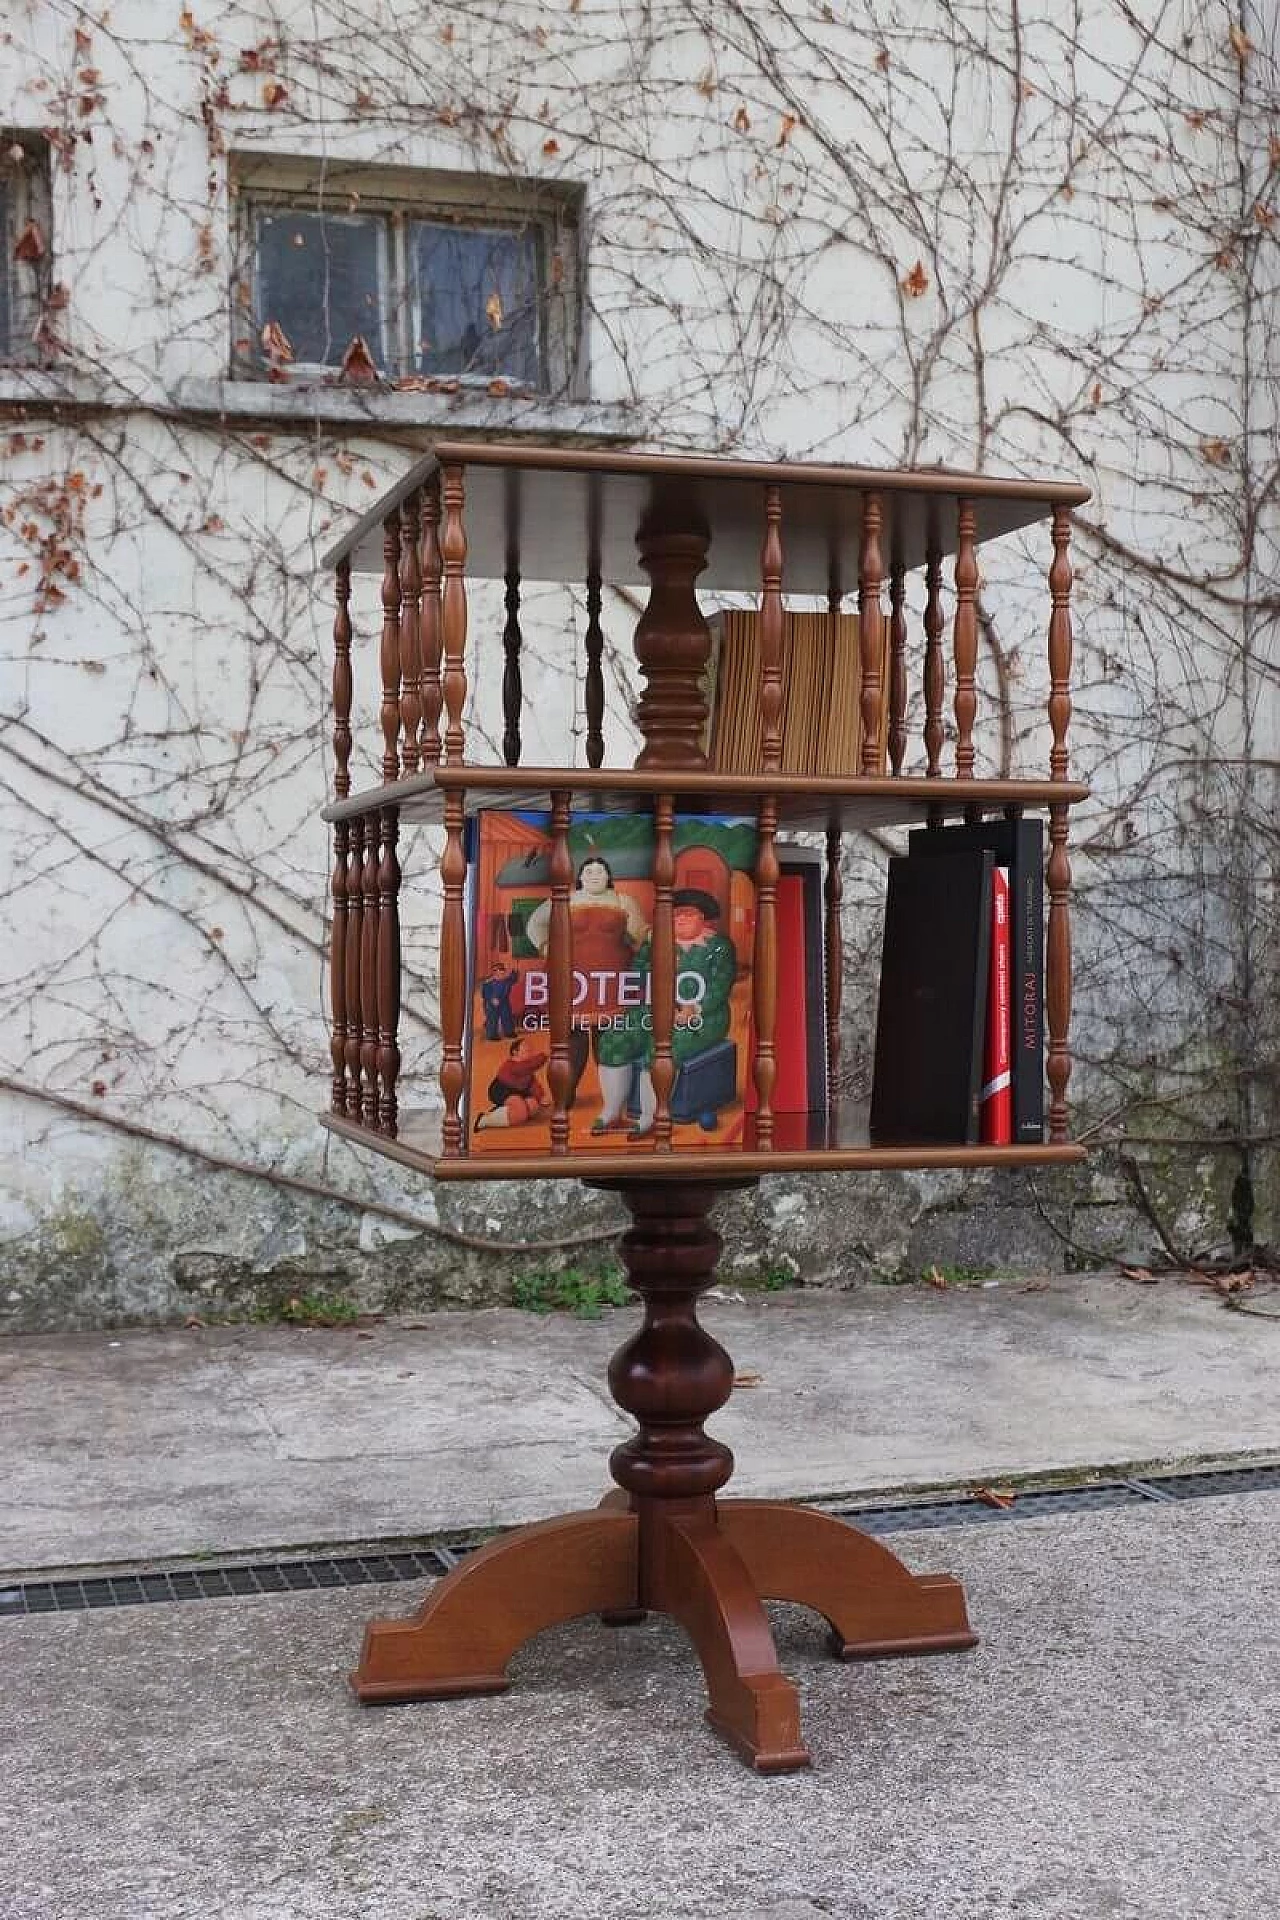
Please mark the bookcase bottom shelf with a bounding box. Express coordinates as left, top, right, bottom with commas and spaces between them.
321, 1109, 1085, 1182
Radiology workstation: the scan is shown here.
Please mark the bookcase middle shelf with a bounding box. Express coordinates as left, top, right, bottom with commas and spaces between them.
323, 767, 1091, 832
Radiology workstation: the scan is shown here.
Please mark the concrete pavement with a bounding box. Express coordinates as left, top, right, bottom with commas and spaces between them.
3, 1270, 1279, 1919
4, 1272, 1279, 1573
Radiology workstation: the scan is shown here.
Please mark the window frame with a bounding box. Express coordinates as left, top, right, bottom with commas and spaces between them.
0, 135, 52, 366
229, 156, 583, 397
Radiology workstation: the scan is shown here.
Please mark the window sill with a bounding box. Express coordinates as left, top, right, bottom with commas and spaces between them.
175, 377, 642, 442
0, 366, 644, 446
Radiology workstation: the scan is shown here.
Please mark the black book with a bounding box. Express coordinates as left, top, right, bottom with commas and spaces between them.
870, 849, 993, 1146
909, 818, 1044, 1143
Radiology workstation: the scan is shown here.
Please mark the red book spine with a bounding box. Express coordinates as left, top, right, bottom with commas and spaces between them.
980, 865, 1013, 1145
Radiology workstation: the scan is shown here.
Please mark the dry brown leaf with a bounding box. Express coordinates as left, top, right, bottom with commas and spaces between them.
777, 113, 798, 146
1229, 23, 1254, 62
338, 334, 379, 384
733, 105, 751, 133
14, 218, 46, 263
733, 1369, 764, 1388
1199, 438, 1232, 467
971, 1486, 1016, 1510
925, 1264, 950, 1288
262, 81, 288, 110
260, 318, 294, 362
901, 259, 929, 297
1120, 1265, 1157, 1283
542, 137, 560, 156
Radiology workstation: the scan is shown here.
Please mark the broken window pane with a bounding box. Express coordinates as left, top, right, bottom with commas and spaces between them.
254, 209, 385, 368
411, 221, 540, 386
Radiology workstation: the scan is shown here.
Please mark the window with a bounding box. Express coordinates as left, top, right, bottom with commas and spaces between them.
231, 158, 581, 394
0, 136, 51, 363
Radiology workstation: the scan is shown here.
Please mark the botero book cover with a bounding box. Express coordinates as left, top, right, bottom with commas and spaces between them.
465, 811, 758, 1152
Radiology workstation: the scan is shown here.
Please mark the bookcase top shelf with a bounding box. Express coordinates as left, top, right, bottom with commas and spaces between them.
320, 1108, 1086, 1184
324, 439, 1091, 590
323, 768, 1090, 831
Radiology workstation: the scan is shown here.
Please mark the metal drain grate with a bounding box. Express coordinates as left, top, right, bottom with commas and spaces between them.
846, 1480, 1153, 1533
3, 1461, 1277, 1620
0, 1543, 477, 1620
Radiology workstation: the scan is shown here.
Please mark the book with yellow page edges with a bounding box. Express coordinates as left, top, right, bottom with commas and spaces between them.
702, 609, 889, 775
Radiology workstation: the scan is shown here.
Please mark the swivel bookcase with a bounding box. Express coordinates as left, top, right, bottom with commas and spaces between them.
318, 440, 1089, 1772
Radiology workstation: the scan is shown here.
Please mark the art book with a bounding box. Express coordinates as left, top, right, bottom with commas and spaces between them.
465, 810, 759, 1153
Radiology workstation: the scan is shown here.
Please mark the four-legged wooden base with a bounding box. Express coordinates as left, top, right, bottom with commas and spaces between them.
351, 1180, 977, 1771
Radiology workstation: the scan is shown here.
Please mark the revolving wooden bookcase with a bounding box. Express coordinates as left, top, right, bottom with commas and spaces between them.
318, 440, 1090, 1772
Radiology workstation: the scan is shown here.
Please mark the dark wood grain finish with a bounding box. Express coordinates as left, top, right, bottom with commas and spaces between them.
584, 560, 605, 770
650, 793, 676, 1147
759, 484, 785, 773
953, 498, 978, 778
923, 542, 945, 777
440, 464, 468, 768
330, 558, 354, 1115
548, 791, 573, 1154
603, 1182, 738, 1499
752, 795, 780, 1145
888, 560, 908, 776
344, 820, 364, 1115
439, 791, 467, 1154
502, 558, 522, 768
717, 1501, 976, 1658
1046, 505, 1074, 1141
398, 491, 423, 777
633, 510, 712, 768
352, 1509, 638, 1702
376, 806, 401, 1137
330, 820, 349, 1114
420, 478, 443, 767
360, 822, 380, 1127
379, 513, 402, 785
858, 492, 885, 774
332, 557, 353, 800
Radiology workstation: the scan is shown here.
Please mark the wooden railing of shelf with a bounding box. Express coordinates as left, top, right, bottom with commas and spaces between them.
322, 458, 1078, 1161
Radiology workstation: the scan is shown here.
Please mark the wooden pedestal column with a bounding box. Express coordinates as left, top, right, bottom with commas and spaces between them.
352, 1179, 977, 1772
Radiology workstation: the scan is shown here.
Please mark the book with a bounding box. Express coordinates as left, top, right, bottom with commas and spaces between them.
979, 865, 1012, 1145
908, 819, 1044, 1142
465, 810, 759, 1152
869, 849, 994, 1145
702, 610, 889, 776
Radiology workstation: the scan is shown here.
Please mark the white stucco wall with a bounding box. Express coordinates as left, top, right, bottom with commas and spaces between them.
0, 0, 1275, 1316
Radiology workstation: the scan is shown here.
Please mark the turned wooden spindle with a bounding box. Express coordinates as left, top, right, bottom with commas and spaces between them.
345, 819, 365, 1116
605, 1182, 738, 1501
547, 792, 573, 1154
439, 792, 467, 1155
1046, 504, 1074, 1142
888, 559, 908, 776
420, 478, 444, 768
824, 826, 842, 1119
953, 498, 979, 779
584, 559, 605, 770
502, 558, 523, 768
633, 491, 711, 769
360, 820, 381, 1127
759, 485, 785, 774
752, 796, 780, 1146
923, 540, 945, 777
398, 492, 423, 777
380, 514, 402, 784
376, 806, 401, 1137
858, 493, 885, 773
330, 560, 353, 1114
440, 465, 469, 767
650, 794, 676, 1147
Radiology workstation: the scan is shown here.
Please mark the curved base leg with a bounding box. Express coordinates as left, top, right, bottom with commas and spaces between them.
647, 1509, 810, 1773
596, 1489, 649, 1626
716, 1499, 978, 1659
352, 1509, 637, 1703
